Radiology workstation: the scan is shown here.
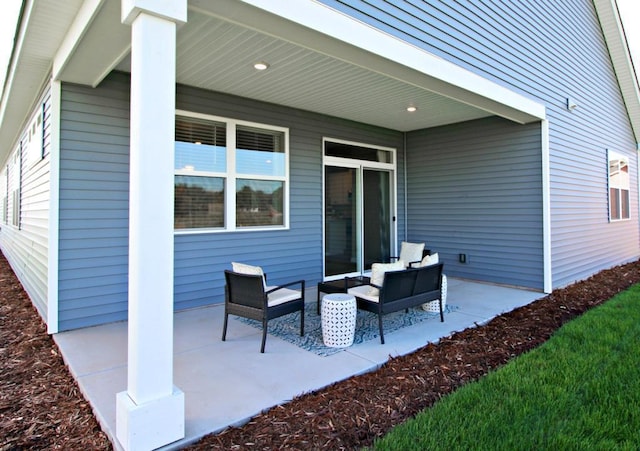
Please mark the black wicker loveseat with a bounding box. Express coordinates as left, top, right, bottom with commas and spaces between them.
347, 263, 445, 344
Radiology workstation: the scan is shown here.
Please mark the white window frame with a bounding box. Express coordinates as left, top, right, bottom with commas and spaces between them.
0, 167, 7, 225
7, 147, 21, 228
23, 96, 48, 168
608, 149, 630, 222
175, 110, 290, 234
322, 137, 398, 279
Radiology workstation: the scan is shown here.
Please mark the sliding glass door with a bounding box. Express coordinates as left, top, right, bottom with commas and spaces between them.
323, 140, 395, 279
324, 166, 358, 276
362, 169, 392, 270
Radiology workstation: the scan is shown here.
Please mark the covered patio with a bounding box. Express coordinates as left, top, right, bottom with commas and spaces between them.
54, 278, 540, 450
18, 0, 549, 448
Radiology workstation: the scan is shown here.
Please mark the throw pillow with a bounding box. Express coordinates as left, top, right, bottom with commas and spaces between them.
419, 253, 439, 267
231, 262, 267, 288
369, 261, 405, 296
398, 241, 425, 267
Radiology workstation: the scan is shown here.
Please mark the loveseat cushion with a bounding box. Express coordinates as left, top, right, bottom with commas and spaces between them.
369, 261, 404, 295
419, 252, 439, 267
348, 285, 379, 303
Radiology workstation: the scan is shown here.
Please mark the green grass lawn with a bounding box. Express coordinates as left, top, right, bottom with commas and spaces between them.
373, 284, 640, 450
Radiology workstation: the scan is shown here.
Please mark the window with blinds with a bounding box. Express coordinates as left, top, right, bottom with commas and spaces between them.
236, 125, 285, 178
174, 112, 288, 231
176, 116, 226, 147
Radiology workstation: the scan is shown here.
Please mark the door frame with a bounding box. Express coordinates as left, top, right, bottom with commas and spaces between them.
321, 137, 398, 280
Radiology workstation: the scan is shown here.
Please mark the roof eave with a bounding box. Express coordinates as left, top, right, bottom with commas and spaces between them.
0, 0, 85, 162
593, 0, 640, 145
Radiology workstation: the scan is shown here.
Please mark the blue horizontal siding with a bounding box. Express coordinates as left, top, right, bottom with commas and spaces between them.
407, 117, 543, 289
172, 83, 403, 312
58, 75, 131, 331
320, 0, 639, 287
57, 72, 403, 329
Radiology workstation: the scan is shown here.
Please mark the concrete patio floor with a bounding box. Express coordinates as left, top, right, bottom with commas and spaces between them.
54, 278, 542, 450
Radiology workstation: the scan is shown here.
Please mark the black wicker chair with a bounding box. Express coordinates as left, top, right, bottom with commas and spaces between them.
222, 270, 305, 353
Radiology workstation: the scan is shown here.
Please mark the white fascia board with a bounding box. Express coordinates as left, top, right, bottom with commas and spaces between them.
593, 0, 640, 144
52, 0, 107, 83
230, 0, 546, 123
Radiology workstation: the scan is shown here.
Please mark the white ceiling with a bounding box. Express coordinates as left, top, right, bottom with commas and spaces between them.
112, 9, 494, 131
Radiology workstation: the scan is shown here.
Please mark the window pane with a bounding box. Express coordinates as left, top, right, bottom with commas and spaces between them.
175, 116, 226, 172
236, 179, 284, 227
621, 189, 630, 219
175, 175, 224, 229
325, 141, 392, 163
610, 187, 620, 220
175, 142, 226, 173
176, 116, 226, 146
609, 158, 630, 189
236, 126, 285, 176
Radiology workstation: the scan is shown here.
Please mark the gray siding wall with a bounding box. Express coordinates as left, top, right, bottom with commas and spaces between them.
58, 71, 403, 330
319, 0, 639, 287
0, 88, 52, 319
407, 117, 543, 289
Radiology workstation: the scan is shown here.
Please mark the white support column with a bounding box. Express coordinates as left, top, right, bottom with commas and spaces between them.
541, 119, 552, 294
47, 79, 61, 334
116, 1, 186, 450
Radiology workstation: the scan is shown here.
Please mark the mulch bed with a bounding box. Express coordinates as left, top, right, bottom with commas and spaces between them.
0, 253, 111, 450
1, 251, 639, 451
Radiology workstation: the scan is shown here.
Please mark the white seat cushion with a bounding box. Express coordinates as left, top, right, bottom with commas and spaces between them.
399, 242, 425, 267
231, 262, 267, 288
348, 285, 379, 303
419, 252, 439, 267
267, 287, 301, 307
369, 261, 404, 295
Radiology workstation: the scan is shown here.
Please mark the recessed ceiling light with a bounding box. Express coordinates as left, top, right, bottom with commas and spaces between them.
254, 61, 270, 71
406, 105, 417, 112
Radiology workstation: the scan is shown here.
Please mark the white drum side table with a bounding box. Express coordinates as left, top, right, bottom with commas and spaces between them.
321, 293, 357, 347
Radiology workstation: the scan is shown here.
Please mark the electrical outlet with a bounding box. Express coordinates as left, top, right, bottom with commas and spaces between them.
459, 253, 467, 264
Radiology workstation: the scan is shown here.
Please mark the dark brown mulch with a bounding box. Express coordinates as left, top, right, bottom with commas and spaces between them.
1, 251, 639, 451
0, 253, 111, 451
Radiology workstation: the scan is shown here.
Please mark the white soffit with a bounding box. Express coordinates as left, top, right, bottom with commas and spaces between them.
171, 12, 494, 131
594, 0, 640, 144
190, 0, 546, 126
53, 0, 131, 88
0, 0, 84, 159
112, 7, 505, 132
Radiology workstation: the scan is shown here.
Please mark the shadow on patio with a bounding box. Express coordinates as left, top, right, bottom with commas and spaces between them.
54, 278, 541, 450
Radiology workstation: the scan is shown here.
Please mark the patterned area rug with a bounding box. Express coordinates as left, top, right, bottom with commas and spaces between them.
237, 303, 458, 356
